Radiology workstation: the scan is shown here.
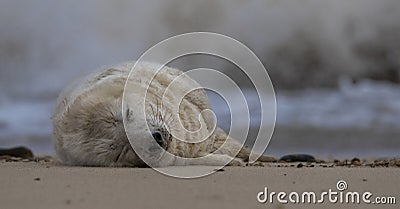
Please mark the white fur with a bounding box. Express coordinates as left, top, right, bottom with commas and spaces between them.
52, 61, 259, 167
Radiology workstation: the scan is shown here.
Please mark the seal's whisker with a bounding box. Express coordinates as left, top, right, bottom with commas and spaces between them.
161, 108, 169, 123
156, 100, 162, 123
164, 112, 174, 125
149, 103, 157, 122
115, 144, 128, 163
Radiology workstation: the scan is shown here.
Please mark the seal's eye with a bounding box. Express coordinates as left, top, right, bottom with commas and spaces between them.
152, 132, 164, 146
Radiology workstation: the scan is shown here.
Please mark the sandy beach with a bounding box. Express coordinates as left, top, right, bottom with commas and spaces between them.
0, 161, 398, 209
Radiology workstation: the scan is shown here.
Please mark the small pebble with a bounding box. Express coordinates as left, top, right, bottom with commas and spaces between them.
297, 163, 304, 168
0, 146, 34, 158
280, 154, 316, 163
34, 177, 40, 181
351, 158, 361, 166
335, 161, 345, 166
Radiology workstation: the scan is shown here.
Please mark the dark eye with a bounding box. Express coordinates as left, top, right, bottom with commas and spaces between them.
152, 132, 164, 146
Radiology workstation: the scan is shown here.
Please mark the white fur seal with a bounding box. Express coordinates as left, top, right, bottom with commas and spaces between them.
52, 62, 271, 167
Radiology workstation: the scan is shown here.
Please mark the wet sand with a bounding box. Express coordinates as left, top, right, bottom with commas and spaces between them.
0, 161, 398, 209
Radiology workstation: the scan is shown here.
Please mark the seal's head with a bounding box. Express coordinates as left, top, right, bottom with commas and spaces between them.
123, 93, 173, 167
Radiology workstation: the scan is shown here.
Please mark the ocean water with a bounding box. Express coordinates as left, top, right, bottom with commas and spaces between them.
209, 79, 400, 158
1, 79, 399, 158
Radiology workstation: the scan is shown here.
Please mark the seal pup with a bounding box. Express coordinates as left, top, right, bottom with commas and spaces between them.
52, 62, 271, 167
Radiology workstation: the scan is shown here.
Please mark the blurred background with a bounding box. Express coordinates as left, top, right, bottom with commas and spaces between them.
1, 0, 399, 158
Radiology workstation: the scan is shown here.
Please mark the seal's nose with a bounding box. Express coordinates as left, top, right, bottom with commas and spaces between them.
152, 132, 165, 147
